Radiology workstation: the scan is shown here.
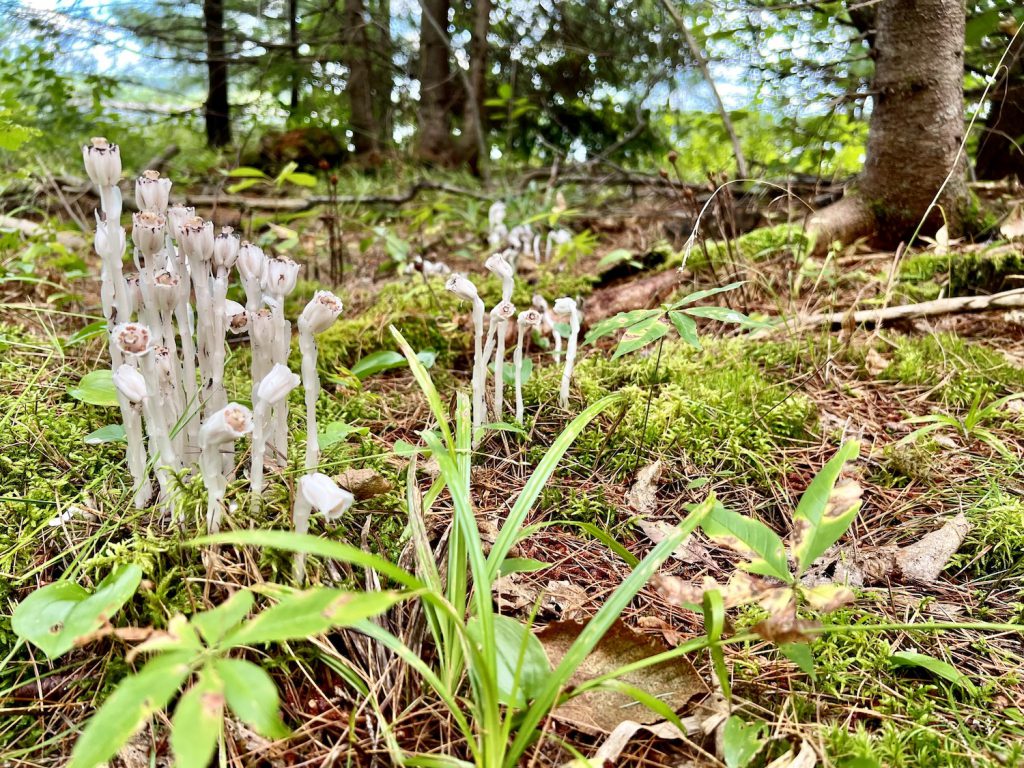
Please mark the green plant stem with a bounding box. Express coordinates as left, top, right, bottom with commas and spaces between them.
633, 334, 665, 472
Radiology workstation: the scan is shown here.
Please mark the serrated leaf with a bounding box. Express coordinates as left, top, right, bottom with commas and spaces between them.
668, 311, 701, 350
611, 317, 669, 360
68, 369, 118, 407
890, 651, 977, 693
583, 308, 661, 345
791, 442, 862, 576
215, 658, 290, 739
701, 503, 792, 583
171, 667, 224, 768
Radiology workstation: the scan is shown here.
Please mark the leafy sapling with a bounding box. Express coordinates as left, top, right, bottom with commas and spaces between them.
297, 291, 343, 471
515, 309, 543, 423
446, 274, 487, 430
553, 297, 580, 409
200, 403, 253, 532
292, 472, 354, 583
250, 363, 301, 517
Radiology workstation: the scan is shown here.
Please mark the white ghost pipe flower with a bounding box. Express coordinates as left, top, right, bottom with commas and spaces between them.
166, 204, 195, 243
446, 274, 487, 430
298, 291, 343, 472
113, 364, 150, 501
135, 170, 172, 214
225, 300, 249, 334
514, 309, 543, 423
213, 227, 240, 274
292, 472, 354, 583
200, 403, 253, 533
480, 300, 516, 422
236, 241, 266, 312
488, 201, 508, 247
553, 297, 580, 409
82, 137, 121, 188
131, 211, 166, 260
545, 228, 573, 263
249, 363, 301, 517
485, 252, 515, 303
261, 257, 302, 456
533, 294, 562, 365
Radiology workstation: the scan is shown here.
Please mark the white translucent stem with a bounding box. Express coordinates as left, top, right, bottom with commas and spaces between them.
269, 301, 291, 460
243, 275, 262, 312
514, 324, 527, 424
189, 261, 214, 413
208, 271, 229, 416
559, 312, 580, 409
494, 321, 507, 420
139, 353, 180, 508
200, 437, 228, 532
299, 327, 320, 472
552, 326, 563, 365
292, 493, 312, 585
249, 399, 271, 517
124, 404, 151, 507
470, 299, 486, 430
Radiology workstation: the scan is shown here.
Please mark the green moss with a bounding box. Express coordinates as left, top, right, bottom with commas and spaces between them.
898, 245, 1024, 301
677, 224, 812, 273
538, 486, 619, 528
954, 487, 1024, 577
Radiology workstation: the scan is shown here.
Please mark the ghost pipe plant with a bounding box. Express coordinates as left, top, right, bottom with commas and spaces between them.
488, 201, 508, 247
532, 294, 562, 364
544, 228, 573, 263
262, 256, 302, 457
292, 472, 354, 583
482, 300, 517, 422
553, 297, 580, 409
298, 291, 343, 472
200, 403, 253, 533
112, 364, 152, 506
250, 363, 301, 517
446, 274, 487, 430
485, 252, 515, 303
514, 309, 543, 423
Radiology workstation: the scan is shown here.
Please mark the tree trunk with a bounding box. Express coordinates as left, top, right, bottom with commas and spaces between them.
343, 0, 382, 159
415, 0, 457, 164
976, 30, 1024, 182
458, 0, 490, 173
288, 0, 300, 116
204, 0, 231, 147
370, 0, 394, 150
810, 0, 968, 248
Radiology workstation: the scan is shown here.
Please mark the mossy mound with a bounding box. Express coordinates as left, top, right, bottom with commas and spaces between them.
954, 486, 1024, 577
898, 244, 1024, 301
679, 223, 812, 273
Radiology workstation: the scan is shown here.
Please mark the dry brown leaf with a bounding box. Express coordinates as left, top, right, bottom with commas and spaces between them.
538, 620, 707, 735
864, 347, 889, 376
1000, 204, 1024, 240
334, 467, 392, 500
626, 460, 662, 516
589, 718, 699, 765
765, 740, 818, 768
540, 580, 589, 620
635, 615, 686, 646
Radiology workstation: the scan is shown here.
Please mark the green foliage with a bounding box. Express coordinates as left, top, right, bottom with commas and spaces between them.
898, 245, 1024, 300
679, 224, 813, 273
899, 391, 1024, 460
67, 369, 119, 407
956, 487, 1024, 577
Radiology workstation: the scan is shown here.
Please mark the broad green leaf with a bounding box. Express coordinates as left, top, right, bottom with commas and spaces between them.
351, 350, 405, 378
318, 421, 369, 448
595, 248, 635, 270
668, 311, 701, 350
12, 564, 143, 659
779, 642, 816, 680
701, 504, 791, 583
215, 658, 290, 739
703, 589, 730, 699
227, 589, 406, 646
84, 424, 126, 445
68, 652, 193, 768
683, 305, 767, 327
583, 308, 661, 345
273, 161, 299, 185
611, 316, 669, 360
722, 715, 766, 768
890, 651, 977, 693
489, 357, 532, 386
791, 441, 861, 576
226, 178, 263, 194
64, 320, 107, 347
171, 667, 224, 768
68, 369, 118, 407
284, 171, 318, 187
482, 421, 527, 435
468, 614, 549, 708
498, 557, 549, 576
192, 590, 255, 645
672, 281, 746, 307
226, 166, 269, 178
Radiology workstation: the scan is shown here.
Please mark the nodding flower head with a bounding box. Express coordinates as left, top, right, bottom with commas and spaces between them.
166, 204, 195, 241
517, 308, 543, 328
261, 256, 301, 297
179, 216, 214, 262
299, 473, 355, 522
151, 270, 180, 311
112, 364, 147, 402
201, 403, 253, 444
553, 297, 578, 318
82, 137, 121, 187
256, 363, 301, 406
135, 170, 172, 214
491, 300, 517, 322
114, 323, 152, 356
445, 274, 479, 303
485, 252, 515, 280
250, 307, 275, 347
299, 290, 343, 335
224, 300, 249, 333
236, 241, 266, 282
131, 211, 166, 258
213, 226, 240, 271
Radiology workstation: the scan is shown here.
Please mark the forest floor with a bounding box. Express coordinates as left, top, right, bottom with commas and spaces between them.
1, 176, 1024, 767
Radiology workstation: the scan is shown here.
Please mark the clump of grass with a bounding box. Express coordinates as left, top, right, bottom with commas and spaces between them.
876, 440, 940, 486
678, 223, 812, 273
954, 487, 1024, 577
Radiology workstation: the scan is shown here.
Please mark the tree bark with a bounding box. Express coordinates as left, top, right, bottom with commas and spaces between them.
343, 0, 382, 159
415, 0, 457, 164
975, 30, 1024, 182
370, 0, 394, 150
288, 0, 300, 116
204, 0, 231, 147
458, 0, 491, 173
810, 0, 968, 248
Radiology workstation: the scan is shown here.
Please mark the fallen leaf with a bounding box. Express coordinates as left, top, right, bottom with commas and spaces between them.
765, 740, 817, 768
538, 620, 707, 735
1000, 204, 1024, 240
864, 348, 889, 376
636, 518, 711, 564
626, 460, 662, 516
540, 580, 589, 621
896, 513, 970, 582
334, 468, 391, 500
590, 718, 698, 765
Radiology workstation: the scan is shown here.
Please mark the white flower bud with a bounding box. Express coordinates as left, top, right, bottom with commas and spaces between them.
166, 204, 195, 241
113, 323, 152, 355
82, 137, 122, 187
250, 308, 275, 348
298, 291, 343, 335
298, 472, 354, 522
445, 274, 480, 303
256, 363, 301, 406
225, 300, 248, 333
135, 170, 172, 214
200, 403, 253, 444
553, 297, 578, 316
518, 308, 543, 328
261, 256, 301, 297
179, 217, 214, 262
150, 270, 180, 312
236, 242, 266, 282
213, 226, 240, 271
113, 364, 147, 402
131, 211, 166, 258
485, 252, 514, 281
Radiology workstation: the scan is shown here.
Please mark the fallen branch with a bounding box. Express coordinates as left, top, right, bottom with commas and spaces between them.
799, 287, 1024, 328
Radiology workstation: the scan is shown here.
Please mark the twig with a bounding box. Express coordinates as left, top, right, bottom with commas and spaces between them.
796, 287, 1024, 328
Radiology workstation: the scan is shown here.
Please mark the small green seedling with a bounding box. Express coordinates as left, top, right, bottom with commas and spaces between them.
899, 391, 1024, 460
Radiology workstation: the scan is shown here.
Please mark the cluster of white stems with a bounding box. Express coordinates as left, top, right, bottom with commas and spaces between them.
446, 251, 580, 430
487, 201, 573, 265
85, 138, 351, 573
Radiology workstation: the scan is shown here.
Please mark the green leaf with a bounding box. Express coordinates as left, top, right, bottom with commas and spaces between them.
68, 369, 118, 407
318, 421, 370, 448
226, 166, 269, 178
68, 652, 193, 768
583, 308, 661, 345
891, 651, 977, 693
273, 161, 299, 185
226, 178, 263, 194
64, 320, 108, 347
668, 311, 701, 350
595, 248, 635, 270
391, 327, 453, 449
84, 424, 126, 445
192, 590, 254, 645
611, 316, 669, 360
779, 642, 816, 680
482, 421, 527, 435
489, 357, 532, 386
683, 305, 768, 327
468, 614, 549, 708
722, 715, 766, 768
701, 503, 792, 583
498, 557, 548, 576
12, 565, 143, 659
171, 667, 224, 768
791, 441, 861, 576
673, 281, 746, 307
227, 589, 406, 646
351, 350, 405, 378
703, 589, 731, 700
215, 658, 289, 739
283, 172, 317, 187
